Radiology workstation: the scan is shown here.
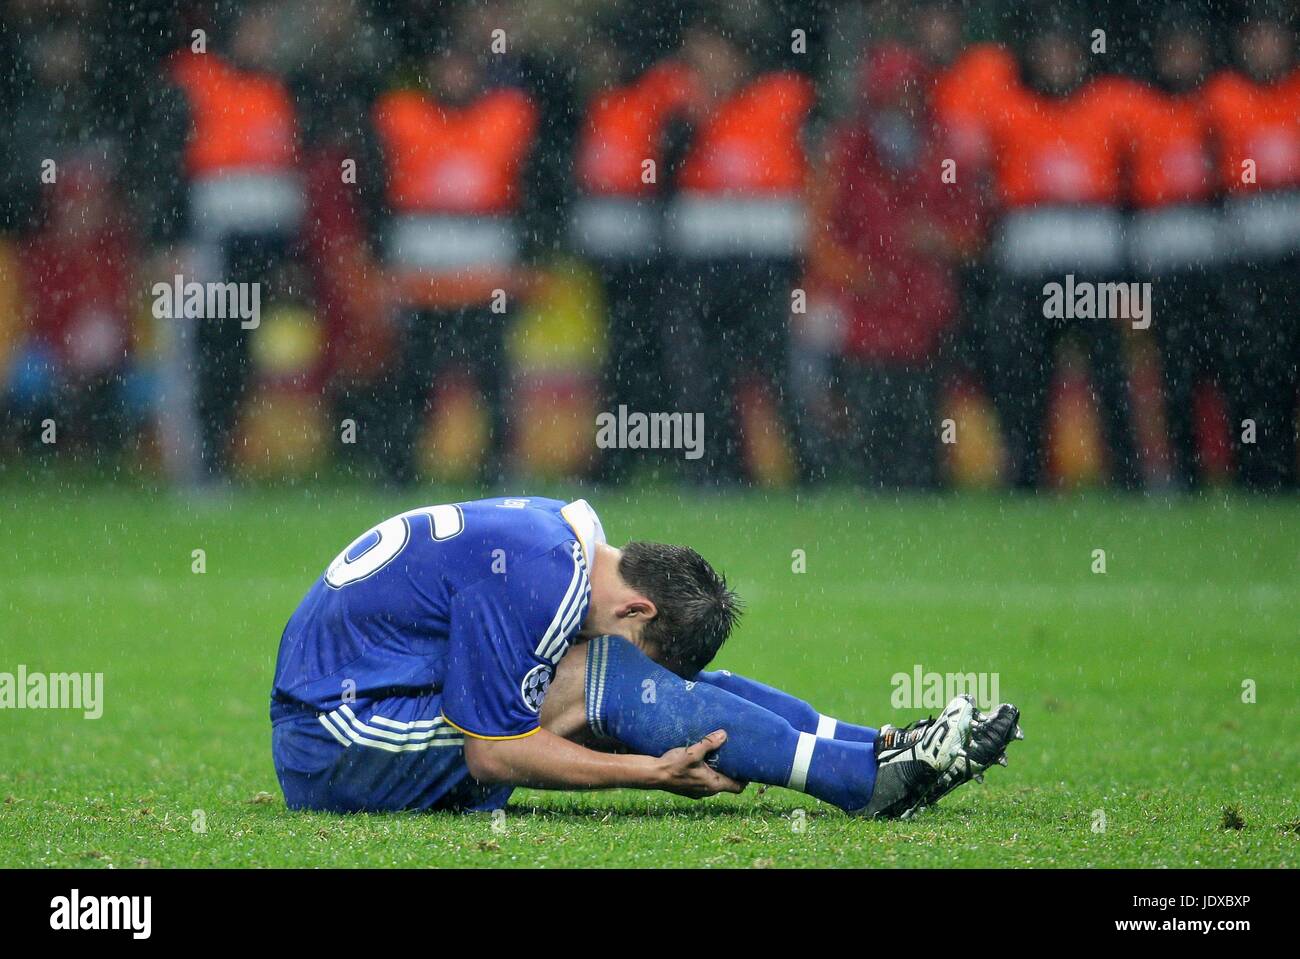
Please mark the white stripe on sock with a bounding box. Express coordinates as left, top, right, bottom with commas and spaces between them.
815, 714, 837, 738
787, 731, 817, 792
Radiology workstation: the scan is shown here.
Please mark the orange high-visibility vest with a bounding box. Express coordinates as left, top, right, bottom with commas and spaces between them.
987, 76, 1133, 208
576, 61, 690, 197
373, 87, 537, 214
1123, 82, 1216, 207
931, 43, 1017, 168
676, 71, 815, 195
373, 86, 538, 307
1202, 68, 1300, 192
169, 51, 298, 176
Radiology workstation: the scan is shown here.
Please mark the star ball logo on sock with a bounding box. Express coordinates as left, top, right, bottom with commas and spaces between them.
890, 665, 999, 711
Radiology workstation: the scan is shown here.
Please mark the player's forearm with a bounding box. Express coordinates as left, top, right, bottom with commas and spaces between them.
464, 728, 663, 791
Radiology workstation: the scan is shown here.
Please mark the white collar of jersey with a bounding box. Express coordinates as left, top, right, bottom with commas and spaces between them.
560, 499, 606, 567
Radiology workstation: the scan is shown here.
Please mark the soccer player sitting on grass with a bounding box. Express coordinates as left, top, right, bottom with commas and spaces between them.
270, 497, 1021, 819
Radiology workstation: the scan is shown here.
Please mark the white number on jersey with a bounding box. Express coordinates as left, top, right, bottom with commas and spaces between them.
324, 504, 465, 588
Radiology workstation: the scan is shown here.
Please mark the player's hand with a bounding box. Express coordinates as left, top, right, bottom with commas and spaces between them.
654, 730, 746, 798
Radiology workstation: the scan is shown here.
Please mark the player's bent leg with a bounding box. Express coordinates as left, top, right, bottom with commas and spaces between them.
273, 714, 346, 812
693, 669, 878, 745
540, 640, 619, 750
584, 635, 881, 812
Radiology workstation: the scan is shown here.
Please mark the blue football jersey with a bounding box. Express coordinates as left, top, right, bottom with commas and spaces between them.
271, 497, 606, 740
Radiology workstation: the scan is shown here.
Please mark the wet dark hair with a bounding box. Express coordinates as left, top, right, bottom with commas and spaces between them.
618, 542, 742, 677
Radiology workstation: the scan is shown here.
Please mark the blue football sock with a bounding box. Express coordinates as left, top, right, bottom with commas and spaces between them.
585, 635, 877, 812
695, 669, 878, 745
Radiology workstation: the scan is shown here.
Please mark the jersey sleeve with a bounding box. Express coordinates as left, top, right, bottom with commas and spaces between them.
440, 542, 590, 740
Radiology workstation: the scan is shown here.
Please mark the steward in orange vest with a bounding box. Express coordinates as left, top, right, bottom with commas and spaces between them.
168, 46, 303, 240
979, 17, 1142, 490
572, 59, 689, 257
1123, 10, 1225, 491
162, 6, 305, 484
366, 47, 539, 485
372, 74, 536, 309
1202, 15, 1300, 270
908, 2, 1019, 447
931, 41, 1018, 174
1201, 9, 1300, 490
658, 18, 815, 483
572, 53, 690, 481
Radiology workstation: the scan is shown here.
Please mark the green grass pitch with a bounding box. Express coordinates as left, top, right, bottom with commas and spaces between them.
1, 482, 1297, 868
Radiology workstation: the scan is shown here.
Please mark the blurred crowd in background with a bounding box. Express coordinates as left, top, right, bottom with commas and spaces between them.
0, 0, 1297, 491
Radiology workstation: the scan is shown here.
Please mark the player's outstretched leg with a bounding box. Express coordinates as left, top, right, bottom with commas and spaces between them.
585, 635, 877, 812
585, 635, 972, 816
693, 669, 878, 745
